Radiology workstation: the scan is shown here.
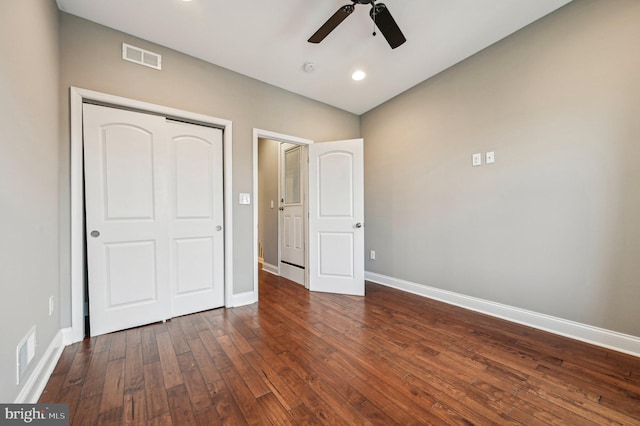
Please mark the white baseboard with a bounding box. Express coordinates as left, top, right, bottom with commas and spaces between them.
365, 271, 640, 358
231, 291, 257, 307
14, 327, 72, 403
262, 262, 279, 276
280, 262, 305, 286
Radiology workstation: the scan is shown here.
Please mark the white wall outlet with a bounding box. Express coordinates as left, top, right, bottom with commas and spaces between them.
486, 151, 495, 164
472, 153, 482, 167
239, 193, 251, 205
270, 200, 274, 209
49, 296, 54, 316
370, 250, 376, 260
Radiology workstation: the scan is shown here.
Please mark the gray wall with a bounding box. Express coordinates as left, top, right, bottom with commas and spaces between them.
57, 13, 360, 325
0, 1, 61, 402
258, 138, 280, 267
362, 0, 640, 336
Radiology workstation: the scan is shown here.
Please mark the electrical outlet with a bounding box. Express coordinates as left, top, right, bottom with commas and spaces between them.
472, 153, 482, 167
370, 250, 376, 260
486, 151, 495, 164
49, 296, 54, 316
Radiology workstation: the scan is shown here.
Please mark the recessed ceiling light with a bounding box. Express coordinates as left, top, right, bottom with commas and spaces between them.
352, 70, 366, 81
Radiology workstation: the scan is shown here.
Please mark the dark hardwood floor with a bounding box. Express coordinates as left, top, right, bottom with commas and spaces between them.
40, 269, 640, 425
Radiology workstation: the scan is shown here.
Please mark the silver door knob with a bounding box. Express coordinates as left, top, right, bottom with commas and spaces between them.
355, 223, 363, 228
216, 225, 222, 231
90, 230, 100, 238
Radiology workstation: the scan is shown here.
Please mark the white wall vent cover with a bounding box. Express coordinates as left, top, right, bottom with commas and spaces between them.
16, 326, 36, 385
122, 43, 162, 70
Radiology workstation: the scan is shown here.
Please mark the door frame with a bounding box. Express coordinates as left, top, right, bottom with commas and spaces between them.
70, 87, 234, 343
253, 129, 313, 295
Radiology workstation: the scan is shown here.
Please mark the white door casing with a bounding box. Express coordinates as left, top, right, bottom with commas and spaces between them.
83, 104, 224, 336
308, 139, 365, 296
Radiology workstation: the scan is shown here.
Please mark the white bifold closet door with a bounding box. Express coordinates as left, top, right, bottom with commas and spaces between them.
83, 103, 224, 337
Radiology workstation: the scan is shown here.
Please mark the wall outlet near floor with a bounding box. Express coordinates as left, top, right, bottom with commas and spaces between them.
49, 296, 54, 316
370, 250, 376, 260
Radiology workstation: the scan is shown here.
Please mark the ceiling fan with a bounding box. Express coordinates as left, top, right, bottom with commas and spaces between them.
308, 0, 406, 49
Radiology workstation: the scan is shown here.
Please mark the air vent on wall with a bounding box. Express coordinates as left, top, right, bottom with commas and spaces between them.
122, 43, 162, 70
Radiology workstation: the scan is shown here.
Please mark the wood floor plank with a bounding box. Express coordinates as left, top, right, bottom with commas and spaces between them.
187, 335, 222, 385
256, 392, 297, 426
194, 407, 224, 426
37, 373, 66, 404
124, 343, 145, 394
108, 332, 127, 361
156, 331, 184, 389
207, 379, 249, 425
176, 351, 213, 414
215, 334, 271, 398
49, 343, 79, 377
93, 334, 112, 354
166, 384, 198, 425
55, 383, 83, 426
71, 393, 101, 426
99, 358, 125, 415
140, 327, 160, 365
80, 350, 109, 398
38, 269, 640, 425
167, 318, 191, 355
62, 343, 93, 388
219, 367, 272, 425
243, 349, 302, 412
123, 389, 147, 426
143, 361, 170, 420
125, 328, 142, 348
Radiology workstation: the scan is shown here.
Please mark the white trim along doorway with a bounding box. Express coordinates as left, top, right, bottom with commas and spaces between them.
253, 129, 313, 297
69, 87, 234, 343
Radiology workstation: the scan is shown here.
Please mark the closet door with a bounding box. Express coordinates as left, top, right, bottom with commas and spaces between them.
166, 120, 224, 317
84, 104, 171, 336
83, 104, 224, 336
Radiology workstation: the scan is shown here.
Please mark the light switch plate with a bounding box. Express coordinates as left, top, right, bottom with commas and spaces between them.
472, 153, 482, 167
239, 193, 251, 205
486, 151, 495, 164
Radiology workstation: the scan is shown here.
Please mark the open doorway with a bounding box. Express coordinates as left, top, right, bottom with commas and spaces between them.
253, 129, 366, 300
253, 129, 313, 296
258, 140, 308, 285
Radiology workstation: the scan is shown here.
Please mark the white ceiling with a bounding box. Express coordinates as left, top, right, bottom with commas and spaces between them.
56, 0, 571, 115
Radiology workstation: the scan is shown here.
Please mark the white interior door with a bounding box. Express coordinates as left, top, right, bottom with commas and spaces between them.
167, 120, 225, 317
84, 104, 171, 336
308, 139, 364, 296
280, 144, 305, 285
83, 104, 224, 336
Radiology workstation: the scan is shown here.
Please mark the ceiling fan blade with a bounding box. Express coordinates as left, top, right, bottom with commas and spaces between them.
308, 4, 355, 44
370, 3, 406, 49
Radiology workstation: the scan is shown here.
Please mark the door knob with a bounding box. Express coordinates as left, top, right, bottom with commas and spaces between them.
279, 207, 284, 211
355, 223, 363, 228
216, 225, 222, 231
90, 230, 100, 238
